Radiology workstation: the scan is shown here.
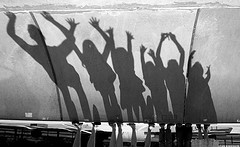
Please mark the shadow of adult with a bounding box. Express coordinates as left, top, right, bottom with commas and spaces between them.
41, 12, 92, 121
159, 32, 186, 122
140, 36, 169, 122
5, 11, 92, 122
107, 29, 147, 122
185, 50, 217, 123
74, 17, 122, 122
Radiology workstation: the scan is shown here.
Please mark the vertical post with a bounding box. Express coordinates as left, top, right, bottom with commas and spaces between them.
176, 123, 183, 147
72, 123, 83, 147
117, 123, 123, 147
87, 123, 96, 147
204, 124, 210, 139
196, 124, 203, 139
144, 123, 153, 147
29, 12, 63, 120
159, 123, 165, 147
166, 124, 172, 147
185, 123, 192, 147
109, 122, 117, 147
128, 123, 137, 147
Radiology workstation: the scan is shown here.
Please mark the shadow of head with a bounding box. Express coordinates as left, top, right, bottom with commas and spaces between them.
82, 39, 98, 56
27, 24, 45, 43
167, 59, 179, 71
191, 62, 204, 76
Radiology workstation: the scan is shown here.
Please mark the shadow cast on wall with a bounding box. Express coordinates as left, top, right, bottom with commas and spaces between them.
141, 32, 188, 122
74, 17, 123, 122
5, 11, 92, 122
109, 29, 147, 122
185, 50, 217, 123
4, 11, 217, 123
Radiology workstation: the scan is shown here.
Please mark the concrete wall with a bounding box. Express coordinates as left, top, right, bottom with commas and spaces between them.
0, 1, 240, 123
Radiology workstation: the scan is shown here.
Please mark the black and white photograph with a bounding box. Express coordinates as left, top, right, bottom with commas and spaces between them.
0, 0, 240, 146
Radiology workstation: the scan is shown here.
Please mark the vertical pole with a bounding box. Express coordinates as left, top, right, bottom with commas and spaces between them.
188, 8, 201, 55
166, 124, 172, 147
87, 123, 96, 147
185, 8, 201, 123
185, 123, 192, 147
204, 124, 210, 139
128, 123, 137, 147
117, 123, 123, 147
176, 123, 183, 147
196, 124, 203, 139
72, 123, 83, 147
109, 123, 117, 147
144, 124, 152, 147
29, 12, 63, 120
159, 123, 165, 147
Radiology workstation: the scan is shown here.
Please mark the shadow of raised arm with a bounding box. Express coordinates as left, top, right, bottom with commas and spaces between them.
155, 33, 167, 69
140, 45, 147, 73
41, 11, 78, 41
5, 12, 32, 53
126, 31, 135, 69
126, 31, 134, 53
89, 17, 109, 42
89, 17, 113, 61
169, 32, 185, 69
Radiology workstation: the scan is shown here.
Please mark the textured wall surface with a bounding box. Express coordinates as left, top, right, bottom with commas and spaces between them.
0, 1, 240, 123
185, 8, 240, 123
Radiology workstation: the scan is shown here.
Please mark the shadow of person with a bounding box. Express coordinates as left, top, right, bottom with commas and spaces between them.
74, 17, 122, 122
5, 11, 92, 122
93, 105, 101, 122
41, 12, 92, 121
185, 50, 217, 123
107, 30, 147, 122
145, 95, 154, 121
140, 41, 169, 122
161, 32, 186, 122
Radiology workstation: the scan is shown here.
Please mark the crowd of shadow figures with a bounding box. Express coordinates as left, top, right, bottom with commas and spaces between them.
5, 11, 217, 123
